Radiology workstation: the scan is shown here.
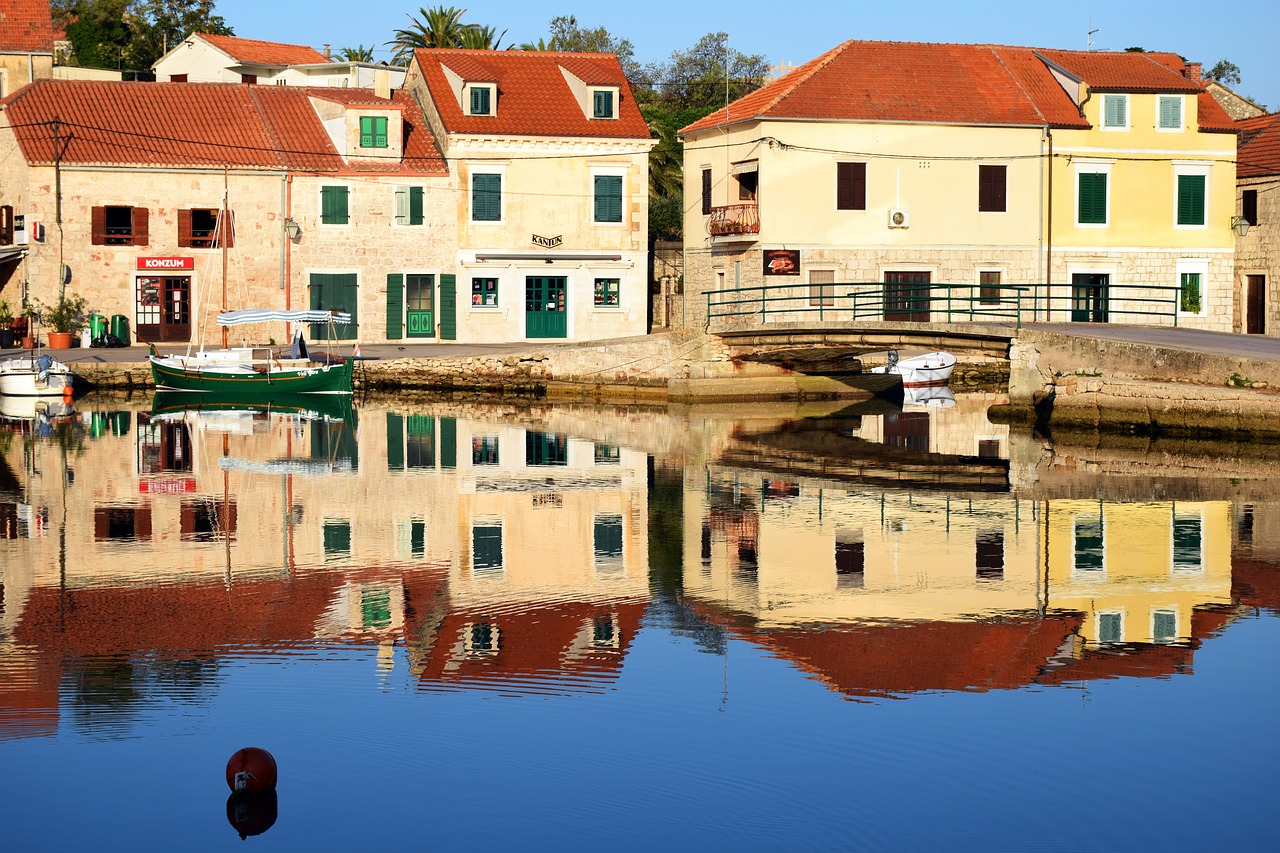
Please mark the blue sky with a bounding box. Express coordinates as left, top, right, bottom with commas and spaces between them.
216, 0, 1278, 110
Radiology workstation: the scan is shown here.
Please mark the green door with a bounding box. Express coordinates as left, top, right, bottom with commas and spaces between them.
439, 274, 456, 341
309, 273, 358, 340
406, 274, 435, 338
525, 276, 567, 339
1071, 273, 1109, 323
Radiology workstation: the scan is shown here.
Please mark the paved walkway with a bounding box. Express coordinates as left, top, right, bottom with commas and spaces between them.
1025, 323, 1280, 364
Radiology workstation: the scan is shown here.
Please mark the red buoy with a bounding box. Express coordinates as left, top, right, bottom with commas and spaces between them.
225, 747, 278, 793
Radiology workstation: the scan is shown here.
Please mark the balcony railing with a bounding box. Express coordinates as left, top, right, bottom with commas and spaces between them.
708, 203, 759, 237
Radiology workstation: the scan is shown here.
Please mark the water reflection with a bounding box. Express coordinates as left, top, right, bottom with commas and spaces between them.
0, 391, 1276, 740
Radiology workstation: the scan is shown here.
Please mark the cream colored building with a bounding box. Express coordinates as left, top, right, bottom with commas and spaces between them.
153, 33, 405, 91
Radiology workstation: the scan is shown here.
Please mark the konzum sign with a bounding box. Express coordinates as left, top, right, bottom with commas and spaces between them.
137, 257, 195, 271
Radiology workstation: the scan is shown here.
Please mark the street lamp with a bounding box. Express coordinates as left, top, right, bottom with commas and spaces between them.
283, 218, 301, 241
1230, 215, 1251, 238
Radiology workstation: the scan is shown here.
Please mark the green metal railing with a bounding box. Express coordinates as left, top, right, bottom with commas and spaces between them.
705, 282, 1186, 331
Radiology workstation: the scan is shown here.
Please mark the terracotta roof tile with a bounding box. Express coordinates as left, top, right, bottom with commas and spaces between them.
415, 48, 651, 140
198, 33, 329, 67
0, 0, 54, 53
1196, 89, 1238, 133
1, 79, 446, 175
1237, 112, 1280, 178
682, 41, 1226, 136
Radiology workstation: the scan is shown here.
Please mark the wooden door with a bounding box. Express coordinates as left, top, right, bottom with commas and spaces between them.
308, 273, 358, 341
525, 276, 567, 338
1246, 275, 1265, 334
405, 274, 435, 338
136, 275, 190, 343
883, 271, 931, 321
1071, 273, 1109, 323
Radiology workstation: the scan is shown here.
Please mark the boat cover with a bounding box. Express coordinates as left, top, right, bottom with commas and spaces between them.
216, 309, 352, 326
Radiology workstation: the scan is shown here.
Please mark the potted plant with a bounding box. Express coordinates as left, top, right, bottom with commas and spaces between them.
0, 300, 14, 349
19, 301, 40, 349
43, 292, 87, 350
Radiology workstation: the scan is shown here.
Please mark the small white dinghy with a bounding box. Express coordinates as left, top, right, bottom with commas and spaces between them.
0, 354, 76, 397
868, 350, 956, 388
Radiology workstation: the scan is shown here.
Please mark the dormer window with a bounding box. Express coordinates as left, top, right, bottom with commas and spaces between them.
468, 84, 494, 116
359, 116, 388, 148
591, 89, 617, 120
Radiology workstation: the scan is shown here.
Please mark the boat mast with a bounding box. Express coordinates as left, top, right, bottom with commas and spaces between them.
221, 168, 229, 349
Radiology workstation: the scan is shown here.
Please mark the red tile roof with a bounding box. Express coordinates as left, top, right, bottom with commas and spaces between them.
1, 79, 446, 174
413, 48, 652, 140
682, 40, 1225, 136
0, 0, 54, 53
197, 33, 330, 67
1237, 113, 1280, 178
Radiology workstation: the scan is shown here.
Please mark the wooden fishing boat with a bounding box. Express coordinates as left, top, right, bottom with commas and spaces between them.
868, 350, 956, 387
0, 354, 76, 396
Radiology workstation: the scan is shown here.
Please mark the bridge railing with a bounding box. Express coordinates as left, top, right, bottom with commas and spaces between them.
705, 282, 1184, 331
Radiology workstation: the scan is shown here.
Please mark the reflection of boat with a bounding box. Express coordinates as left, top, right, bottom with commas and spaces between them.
0, 394, 74, 422
149, 310, 355, 394
902, 385, 956, 409
0, 354, 76, 396
868, 350, 956, 387
152, 389, 354, 424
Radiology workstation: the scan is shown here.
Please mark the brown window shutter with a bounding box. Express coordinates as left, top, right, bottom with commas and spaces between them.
837, 163, 866, 210
94, 508, 109, 540
701, 169, 712, 216
0, 205, 12, 245
979, 165, 1006, 212
177, 209, 192, 248
132, 207, 149, 246
180, 503, 195, 536
91, 206, 106, 245
219, 210, 235, 249
134, 507, 152, 540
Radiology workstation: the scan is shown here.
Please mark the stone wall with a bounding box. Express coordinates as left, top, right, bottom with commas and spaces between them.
1234, 177, 1278, 336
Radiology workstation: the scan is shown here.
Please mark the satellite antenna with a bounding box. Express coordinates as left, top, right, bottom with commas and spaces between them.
1088, 18, 1100, 51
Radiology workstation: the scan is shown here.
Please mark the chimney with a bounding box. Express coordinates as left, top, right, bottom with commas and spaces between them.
1185, 62, 1202, 82
323, 44, 331, 61
375, 68, 391, 100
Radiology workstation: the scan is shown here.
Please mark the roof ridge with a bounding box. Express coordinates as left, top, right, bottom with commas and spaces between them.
748, 41, 854, 120
988, 46, 1050, 125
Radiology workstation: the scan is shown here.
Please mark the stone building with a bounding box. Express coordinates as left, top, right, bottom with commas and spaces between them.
0, 0, 53, 98
152, 32, 404, 91
0, 79, 451, 345
1234, 112, 1280, 335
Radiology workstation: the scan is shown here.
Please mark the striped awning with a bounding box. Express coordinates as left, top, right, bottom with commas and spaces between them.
216, 309, 352, 326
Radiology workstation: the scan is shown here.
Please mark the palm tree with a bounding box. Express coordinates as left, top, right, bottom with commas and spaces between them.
458, 25, 508, 51
388, 5, 470, 64
337, 45, 375, 63
519, 37, 557, 52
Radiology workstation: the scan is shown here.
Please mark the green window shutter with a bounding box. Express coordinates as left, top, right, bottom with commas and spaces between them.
472, 173, 500, 221
595, 175, 622, 223
1104, 95, 1125, 127
394, 187, 408, 225
439, 417, 457, 468
321, 186, 349, 225
386, 273, 404, 339
593, 90, 613, 118
1178, 174, 1205, 225
386, 413, 404, 471
409, 186, 424, 225
360, 116, 373, 147
439, 274, 456, 340
470, 87, 490, 115
1160, 97, 1181, 129
374, 116, 387, 148
1078, 173, 1107, 224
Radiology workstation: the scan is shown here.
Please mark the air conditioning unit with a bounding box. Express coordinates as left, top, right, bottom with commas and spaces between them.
888, 208, 910, 228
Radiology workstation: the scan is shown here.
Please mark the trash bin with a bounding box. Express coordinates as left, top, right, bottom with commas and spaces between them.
79, 328, 92, 348
110, 314, 129, 343
89, 313, 107, 340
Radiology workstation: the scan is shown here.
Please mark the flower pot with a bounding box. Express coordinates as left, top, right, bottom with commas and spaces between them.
22, 336, 36, 349
47, 331, 74, 350
0, 328, 15, 349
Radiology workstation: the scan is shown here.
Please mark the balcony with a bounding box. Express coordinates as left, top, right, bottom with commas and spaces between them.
708, 203, 759, 240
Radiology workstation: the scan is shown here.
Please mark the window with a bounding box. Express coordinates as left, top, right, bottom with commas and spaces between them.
976, 531, 1004, 580
837, 162, 867, 211
240, 73, 257, 85
1243, 189, 1258, 226
180, 498, 236, 542
469, 85, 492, 116
1158, 95, 1183, 130
1077, 171, 1108, 225
1153, 610, 1178, 644
1180, 272, 1202, 314
1074, 514, 1105, 573
0, 204, 12, 244
978, 164, 1007, 212
169, 74, 187, 83
320, 186, 349, 225
1098, 611, 1124, 644
471, 172, 501, 222
465, 622, 500, 653
594, 514, 624, 573
701, 168, 712, 215
593, 278, 620, 307
835, 529, 864, 589
1177, 174, 1206, 226
594, 175, 622, 223
1173, 510, 1203, 572
1102, 94, 1128, 129
977, 439, 1002, 458
178, 208, 232, 248
808, 269, 835, 307
471, 277, 498, 306
592, 89, 614, 119
359, 116, 388, 148
472, 522, 503, 575
526, 431, 567, 466
594, 443, 620, 464
979, 270, 1001, 305
361, 587, 392, 628
94, 506, 153, 541
406, 414, 435, 469
395, 186, 424, 225
92, 205, 149, 246
323, 520, 352, 561
592, 615, 618, 647
472, 436, 499, 465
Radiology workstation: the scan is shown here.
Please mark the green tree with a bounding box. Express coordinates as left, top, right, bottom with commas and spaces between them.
649, 32, 769, 111
522, 15, 645, 86
54, 0, 231, 76
130, 0, 232, 72
458, 24, 508, 51
1208, 59, 1241, 85
337, 44, 376, 62
388, 5, 470, 64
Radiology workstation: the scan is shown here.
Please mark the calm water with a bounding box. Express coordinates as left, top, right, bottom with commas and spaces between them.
1, 391, 1277, 851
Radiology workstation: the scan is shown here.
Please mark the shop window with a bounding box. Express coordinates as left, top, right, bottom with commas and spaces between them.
593, 278, 620, 307
471, 277, 498, 306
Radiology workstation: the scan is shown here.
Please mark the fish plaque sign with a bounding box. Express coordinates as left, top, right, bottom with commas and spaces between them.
531, 234, 563, 249
763, 249, 800, 276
